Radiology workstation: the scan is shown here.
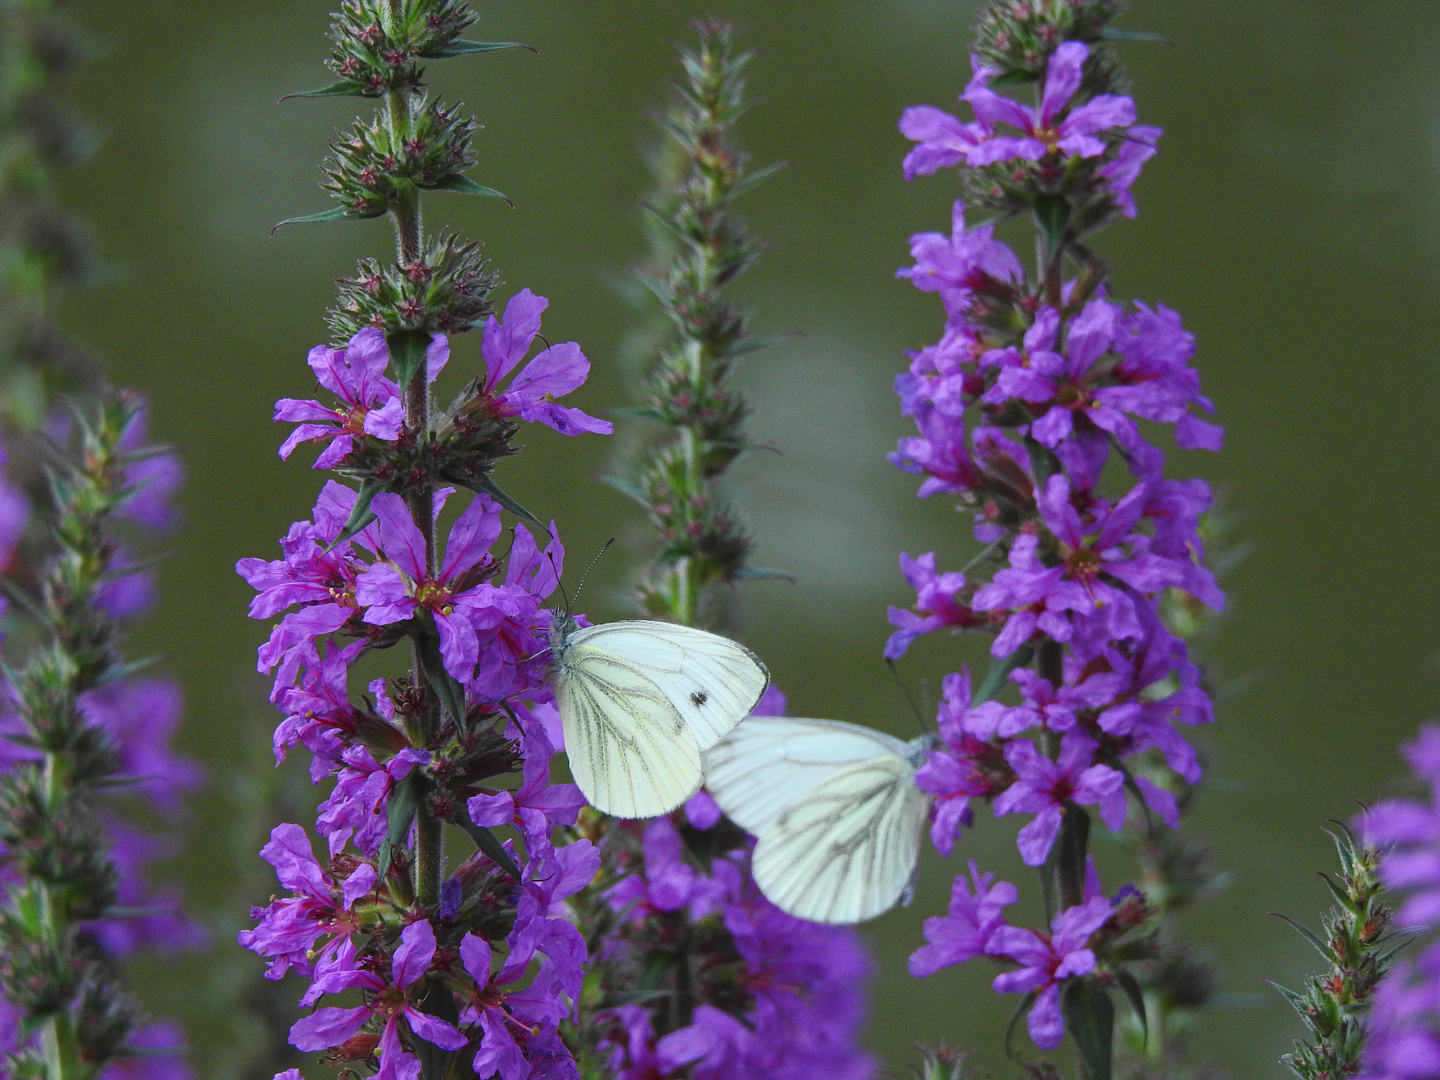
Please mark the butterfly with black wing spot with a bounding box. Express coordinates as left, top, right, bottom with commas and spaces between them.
546, 615, 770, 820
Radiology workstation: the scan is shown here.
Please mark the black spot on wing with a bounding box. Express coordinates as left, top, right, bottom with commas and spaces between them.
690, 690, 708, 707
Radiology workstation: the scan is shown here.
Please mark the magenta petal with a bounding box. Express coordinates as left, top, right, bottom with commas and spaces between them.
507, 341, 589, 399
313, 434, 356, 469
277, 423, 337, 461
425, 333, 450, 381
522, 401, 612, 436
275, 399, 338, 424
345, 328, 391, 382
460, 933, 492, 983
1027, 983, 1066, 1049
342, 863, 378, 909
363, 397, 404, 441
1064, 94, 1137, 136
434, 610, 479, 683
1016, 806, 1063, 866
439, 495, 502, 580
392, 920, 437, 989
404, 1006, 468, 1050
290, 1005, 369, 1052
483, 289, 547, 386
472, 1011, 527, 1080
1041, 41, 1087, 121
368, 492, 429, 580
467, 791, 515, 828
967, 135, 1046, 166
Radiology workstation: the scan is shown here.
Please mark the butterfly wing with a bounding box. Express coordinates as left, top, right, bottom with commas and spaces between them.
750, 752, 930, 924
555, 620, 769, 819
704, 716, 915, 836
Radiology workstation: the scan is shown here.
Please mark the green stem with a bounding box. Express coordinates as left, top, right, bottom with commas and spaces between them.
386, 79, 439, 911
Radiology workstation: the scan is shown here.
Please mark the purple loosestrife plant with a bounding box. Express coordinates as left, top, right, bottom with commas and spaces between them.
892, 2, 1224, 1073
0, 2, 201, 1075
561, 23, 873, 1080
238, 4, 612, 1080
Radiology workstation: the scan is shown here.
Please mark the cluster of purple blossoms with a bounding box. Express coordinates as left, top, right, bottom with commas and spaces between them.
589, 689, 874, 1080
0, 403, 203, 1072
240, 294, 611, 1080
891, 36, 1222, 1050
1358, 726, 1440, 1077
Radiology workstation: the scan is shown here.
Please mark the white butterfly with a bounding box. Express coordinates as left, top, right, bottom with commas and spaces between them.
547, 615, 770, 819
703, 716, 934, 924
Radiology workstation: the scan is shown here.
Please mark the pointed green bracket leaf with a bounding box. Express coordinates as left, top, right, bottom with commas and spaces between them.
425, 39, 535, 59
1269, 911, 1336, 963
1099, 27, 1173, 45
1263, 978, 1311, 1020
1114, 969, 1148, 1048
729, 159, 789, 201
416, 633, 468, 734
1003, 989, 1038, 1062
279, 80, 373, 102
600, 473, 648, 507
1061, 979, 1115, 1080
387, 329, 431, 391
271, 205, 366, 235
378, 772, 421, 880
325, 477, 383, 554
431, 174, 513, 206
974, 643, 1034, 704
454, 474, 545, 529
1032, 193, 1072, 267
457, 812, 522, 882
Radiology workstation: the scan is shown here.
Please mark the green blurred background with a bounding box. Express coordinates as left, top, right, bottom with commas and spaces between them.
46, 0, 1440, 1075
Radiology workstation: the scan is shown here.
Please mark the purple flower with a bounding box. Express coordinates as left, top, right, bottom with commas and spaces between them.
315, 745, 429, 857
290, 920, 467, 1077
963, 42, 1136, 166
909, 861, 1018, 976
1100, 125, 1162, 217
889, 402, 980, 499
884, 553, 985, 659
897, 201, 1022, 318
479, 290, 613, 437
986, 896, 1113, 1048
238, 824, 370, 980
275, 328, 424, 467
1365, 725, 1440, 926
992, 732, 1125, 865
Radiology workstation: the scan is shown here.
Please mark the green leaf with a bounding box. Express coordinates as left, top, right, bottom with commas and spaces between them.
457, 813, 523, 881
0, 576, 48, 626
600, 473, 648, 506
279, 80, 373, 102
416, 633, 468, 733
1061, 979, 1115, 1080
1264, 979, 1311, 1020
387, 328, 431, 390
325, 477, 383, 553
1317, 871, 1362, 917
973, 643, 1034, 704
454, 474, 545, 529
1099, 27, 1172, 45
430, 174, 513, 206
378, 773, 421, 880
1003, 989, 1038, 1061
95, 654, 162, 687
1114, 969, 1148, 1048
1270, 912, 1336, 963
729, 160, 788, 200
414, 981, 460, 1080
611, 405, 671, 424
270, 205, 365, 235
425, 39, 535, 59
1032, 193, 1072, 265
1024, 435, 1060, 487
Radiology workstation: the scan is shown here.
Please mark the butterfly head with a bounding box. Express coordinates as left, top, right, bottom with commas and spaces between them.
548, 609, 580, 658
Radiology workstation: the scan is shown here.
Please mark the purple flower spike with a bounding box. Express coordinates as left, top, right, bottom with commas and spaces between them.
986, 896, 1113, 1048
480, 289, 613, 437
275, 328, 409, 468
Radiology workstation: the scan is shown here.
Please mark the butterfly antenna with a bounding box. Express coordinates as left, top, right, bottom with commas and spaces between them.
887, 658, 932, 735
571, 537, 616, 609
